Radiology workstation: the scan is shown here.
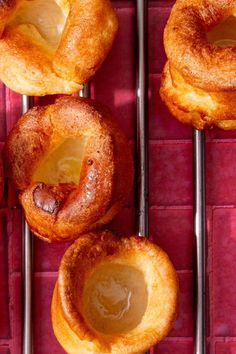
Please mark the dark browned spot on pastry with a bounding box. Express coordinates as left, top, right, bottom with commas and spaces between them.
33, 184, 60, 214
87, 159, 93, 165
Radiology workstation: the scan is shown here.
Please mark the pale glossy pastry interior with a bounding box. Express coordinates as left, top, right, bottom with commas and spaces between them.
8, 0, 67, 50
0, 0, 118, 95
160, 1, 236, 130
207, 14, 236, 48
83, 263, 148, 335
4, 97, 133, 242
32, 137, 87, 185
51, 231, 179, 354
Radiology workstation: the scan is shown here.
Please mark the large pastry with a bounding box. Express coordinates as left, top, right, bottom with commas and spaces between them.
4, 97, 133, 242
51, 231, 179, 354
160, 0, 236, 129
0, 0, 118, 95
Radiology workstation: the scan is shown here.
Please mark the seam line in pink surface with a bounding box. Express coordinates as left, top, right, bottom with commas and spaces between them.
149, 139, 192, 144
160, 337, 193, 342
0, 341, 10, 345
150, 205, 192, 210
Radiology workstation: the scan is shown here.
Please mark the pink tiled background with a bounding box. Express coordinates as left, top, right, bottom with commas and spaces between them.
0, 1, 235, 353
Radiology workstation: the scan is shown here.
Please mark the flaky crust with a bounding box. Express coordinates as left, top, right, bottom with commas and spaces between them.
4, 97, 133, 242
51, 231, 179, 354
160, 0, 236, 129
0, 0, 118, 95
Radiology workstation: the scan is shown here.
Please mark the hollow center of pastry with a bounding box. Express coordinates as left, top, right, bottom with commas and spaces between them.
83, 264, 148, 334
8, 0, 67, 49
32, 138, 86, 184
207, 15, 236, 47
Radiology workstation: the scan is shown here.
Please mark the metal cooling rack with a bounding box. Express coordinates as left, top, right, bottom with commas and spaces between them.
21, 1, 206, 353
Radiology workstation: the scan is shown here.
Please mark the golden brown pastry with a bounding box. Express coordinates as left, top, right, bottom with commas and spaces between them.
160, 0, 236, 130
51, 231, 179, 354
0, 0, 118, 95
4, 97, 133, 242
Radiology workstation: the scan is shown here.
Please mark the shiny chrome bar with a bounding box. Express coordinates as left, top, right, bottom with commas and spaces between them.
193, 129, 206, 354
136, 2, 149, 353
136, 0, 148, 237
22, 95, 34, 354
79, 82, 90, 98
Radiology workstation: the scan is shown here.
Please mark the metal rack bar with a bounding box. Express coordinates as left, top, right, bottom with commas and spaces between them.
136, 0, 148, 238
193, 129, 206, 354
136, 2, 149, 353
22, 95, 34, 354
79, 82, 90, 98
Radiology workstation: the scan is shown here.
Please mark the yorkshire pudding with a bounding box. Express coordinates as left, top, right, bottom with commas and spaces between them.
4, 97, 133, 242
0, 0, 118, 95
160, 0, 236, 130
51, 231, 179, 354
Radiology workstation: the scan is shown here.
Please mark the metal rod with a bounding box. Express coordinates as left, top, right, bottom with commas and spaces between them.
136, 2, 149, 353
136, 0, 148, 237
193, 129, 206, 354
79, 82, 90, 98
22, 95, 34, 354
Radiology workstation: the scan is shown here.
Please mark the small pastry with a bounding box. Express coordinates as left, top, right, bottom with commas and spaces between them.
51, 231, 179, 354
160, 0, 236, 130
0, 0, 118, 95
4, 97, 133, 242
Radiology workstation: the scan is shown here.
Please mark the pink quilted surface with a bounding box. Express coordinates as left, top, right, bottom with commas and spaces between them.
0, 1, 235, 353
